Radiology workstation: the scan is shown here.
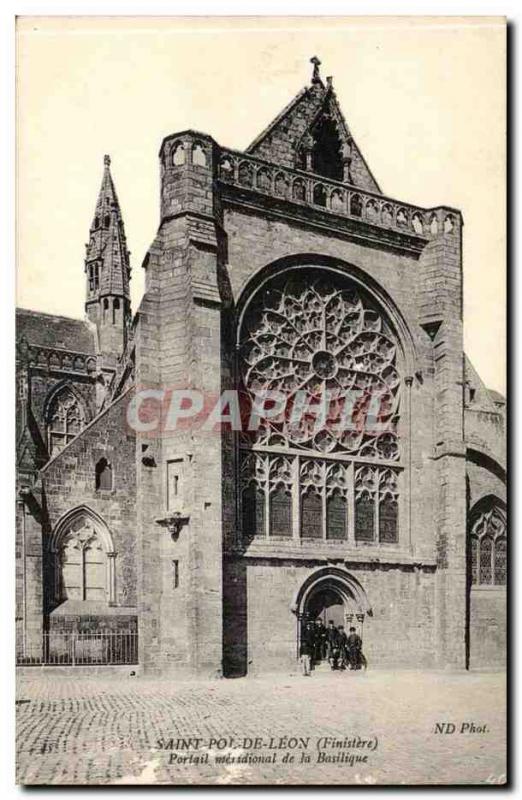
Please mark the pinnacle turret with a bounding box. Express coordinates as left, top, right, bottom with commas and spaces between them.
85, 155, 131, 363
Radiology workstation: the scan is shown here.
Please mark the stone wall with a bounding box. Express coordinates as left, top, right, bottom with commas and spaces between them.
467, 459, 506, 511
466, 455, 506, 669
40, 392, 137, 615
223, 558, 436, 675
134, 133, 225, 676
468, 588, 506, 669
465, 408, 506, 467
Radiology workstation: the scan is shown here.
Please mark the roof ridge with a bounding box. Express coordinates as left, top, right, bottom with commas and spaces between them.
16, 307, 88, 324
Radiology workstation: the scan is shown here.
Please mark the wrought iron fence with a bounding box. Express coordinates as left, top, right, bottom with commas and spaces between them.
16, 630, 138, 666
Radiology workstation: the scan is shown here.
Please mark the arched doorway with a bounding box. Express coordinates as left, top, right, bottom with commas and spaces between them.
306, 586, 345, 627
291, 567, 372, 664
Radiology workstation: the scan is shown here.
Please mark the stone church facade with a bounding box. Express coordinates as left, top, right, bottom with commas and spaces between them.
16, 61, 506, 676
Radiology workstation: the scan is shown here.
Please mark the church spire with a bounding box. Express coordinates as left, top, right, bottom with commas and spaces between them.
85, 155, 131, 364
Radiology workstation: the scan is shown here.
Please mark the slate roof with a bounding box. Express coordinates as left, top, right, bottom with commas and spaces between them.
16, 308, 96, 353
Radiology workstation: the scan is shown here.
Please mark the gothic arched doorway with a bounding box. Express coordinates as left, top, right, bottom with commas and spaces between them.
306, 586, 345, 627
291, 567, 372, 663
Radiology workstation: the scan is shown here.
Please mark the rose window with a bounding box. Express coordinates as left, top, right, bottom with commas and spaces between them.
240, 273, 401, 459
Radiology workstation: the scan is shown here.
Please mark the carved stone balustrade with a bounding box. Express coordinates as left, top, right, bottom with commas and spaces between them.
217, 147, 460, 247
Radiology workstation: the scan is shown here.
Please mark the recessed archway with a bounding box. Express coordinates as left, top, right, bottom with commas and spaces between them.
292, 567, 372, 616
292, 567, 372, 662
306, 585, 345, 627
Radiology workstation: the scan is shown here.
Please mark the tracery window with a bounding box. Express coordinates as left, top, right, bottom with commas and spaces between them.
326, 464, 348, 540
378, 469, 399, 543
59, 518, 107, 602
47, 386, 87, 456
241, 453, 268, 538
239, 270, 402, 544
469, 505, 506, 586
269, 457, 293, 538
301, 460, 324, 540
50, 510, 117, 607
352, 465, 399, 543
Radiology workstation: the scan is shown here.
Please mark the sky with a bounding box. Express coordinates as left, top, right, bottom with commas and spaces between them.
16, 16, 506, 393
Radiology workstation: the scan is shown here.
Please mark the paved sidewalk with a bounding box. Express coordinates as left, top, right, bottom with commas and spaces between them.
16, 669, 506, 785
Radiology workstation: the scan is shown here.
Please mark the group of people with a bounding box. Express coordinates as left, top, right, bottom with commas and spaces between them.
300, 619, 365, 676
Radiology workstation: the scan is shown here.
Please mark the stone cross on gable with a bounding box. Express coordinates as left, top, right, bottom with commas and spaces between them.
310, 56, 322, 84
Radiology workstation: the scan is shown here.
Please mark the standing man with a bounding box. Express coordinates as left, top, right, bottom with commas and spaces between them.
337, 624, 349, 670
300, 621, 314, 676
326, 620, 340, 670
346, 626, 363, 670
313, 619, 327, 664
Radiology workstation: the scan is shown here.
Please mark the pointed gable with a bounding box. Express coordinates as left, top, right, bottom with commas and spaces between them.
246, 57, 380, 194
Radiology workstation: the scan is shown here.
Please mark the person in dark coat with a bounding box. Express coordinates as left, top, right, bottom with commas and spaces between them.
313, 619, 327, 663
300, 621, 314, 676
326, 620, 340, 670
337, 624, 349, 670
346, 626, 363, 670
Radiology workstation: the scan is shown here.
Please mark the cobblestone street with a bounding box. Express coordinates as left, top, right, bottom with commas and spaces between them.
16, 669, 506, 786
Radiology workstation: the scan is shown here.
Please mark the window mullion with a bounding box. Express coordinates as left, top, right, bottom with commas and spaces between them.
293, 457, 300, 540
375, 489, 379, 544
322, 478, 326, 541
264, 470, 269, 539
347, 462, 355, 545
81, 546, 86, 601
